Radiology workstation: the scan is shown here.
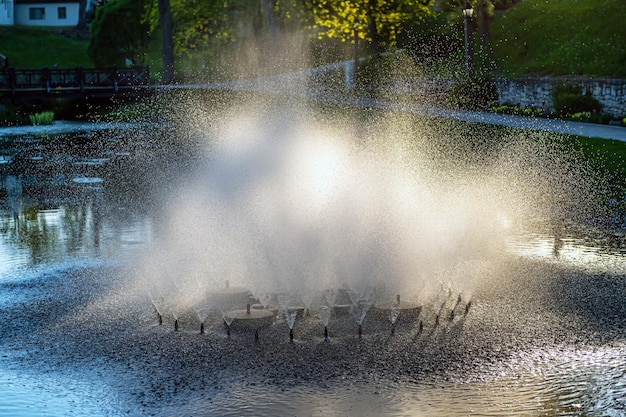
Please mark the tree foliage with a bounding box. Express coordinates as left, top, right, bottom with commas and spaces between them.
87, 0, 151, 67
302, 0, 433, 54
146, 0, 237, 56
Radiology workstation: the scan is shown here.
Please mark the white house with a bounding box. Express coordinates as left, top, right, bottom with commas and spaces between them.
1, 0, 96, 27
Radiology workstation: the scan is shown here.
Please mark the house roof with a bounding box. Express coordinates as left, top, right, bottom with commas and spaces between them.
15, 0, 80, 4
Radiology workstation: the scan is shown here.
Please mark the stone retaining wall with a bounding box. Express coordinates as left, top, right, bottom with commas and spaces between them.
386, 77, 626, 116
496, 78, 626, 116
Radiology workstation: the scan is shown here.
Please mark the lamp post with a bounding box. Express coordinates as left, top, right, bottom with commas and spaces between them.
463, 1, 474, 75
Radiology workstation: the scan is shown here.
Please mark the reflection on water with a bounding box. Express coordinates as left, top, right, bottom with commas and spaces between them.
167, 343, 626, 417
0, 368, 124, 417
0, 187, 153, 278
507, 233, 626, 274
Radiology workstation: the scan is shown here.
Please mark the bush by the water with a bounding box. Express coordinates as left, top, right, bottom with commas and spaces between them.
0, 108, 30, 126
29, 111, 55, 125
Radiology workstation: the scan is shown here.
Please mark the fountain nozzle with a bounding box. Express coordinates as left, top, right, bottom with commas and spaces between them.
324, 326, 329, 341
358, 324, 362, 338
200, 322, 204, 334
157, 312, 162, 326
246, 303, 251, 314
289, 328, 294, 342
174, 319, 179, 332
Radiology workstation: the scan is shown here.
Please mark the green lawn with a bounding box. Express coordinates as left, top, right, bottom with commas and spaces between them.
0, 26, 92, 68
490, 0, 626, 77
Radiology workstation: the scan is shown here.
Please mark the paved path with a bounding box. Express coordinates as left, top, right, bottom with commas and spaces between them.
316, 93, 626, 142
3, 76, 626, 141
164, 71, 626, 142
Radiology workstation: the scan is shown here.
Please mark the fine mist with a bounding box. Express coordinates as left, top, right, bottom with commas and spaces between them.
132, 93, 602, 314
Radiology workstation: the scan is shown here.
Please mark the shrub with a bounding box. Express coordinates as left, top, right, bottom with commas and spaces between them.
448, 75, 498, 110
87, 0, 150, 67
569, 112, 592, 122
29, 111, 55, 125
0, 108, 30, 126
551, 83, 602, 117
492, 103, 544, 117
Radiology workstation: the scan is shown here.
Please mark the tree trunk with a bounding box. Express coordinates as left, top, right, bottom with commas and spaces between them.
477, 0, 493, 63
77, 0, 87, 30
367, 4, 381, 60
353, 28, 360, 88
158, 0, 174, 84
262, 0, 280, 44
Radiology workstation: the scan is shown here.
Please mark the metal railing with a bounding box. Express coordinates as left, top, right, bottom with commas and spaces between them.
0, 66, 151, 96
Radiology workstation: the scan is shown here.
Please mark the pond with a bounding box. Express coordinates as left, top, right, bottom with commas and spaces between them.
1, 98, 625, 416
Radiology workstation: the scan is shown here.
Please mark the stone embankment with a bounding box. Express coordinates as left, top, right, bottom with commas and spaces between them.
392, 76, 626, 116
497, 77, 626, 116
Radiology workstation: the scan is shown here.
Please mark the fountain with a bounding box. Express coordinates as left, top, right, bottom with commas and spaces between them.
129, 90, 613, 347
285, 307, 299, 342
349, 288, 373, 337
1, 83, 623, 417
227, 303, 274, 331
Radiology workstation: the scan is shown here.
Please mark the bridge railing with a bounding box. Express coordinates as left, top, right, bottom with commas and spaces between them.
0, 66, 151, 95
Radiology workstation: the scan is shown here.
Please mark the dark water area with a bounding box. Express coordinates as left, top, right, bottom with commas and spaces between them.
1, 114, 625, 416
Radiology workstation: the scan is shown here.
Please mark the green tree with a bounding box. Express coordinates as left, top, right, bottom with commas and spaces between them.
305, 0, 433, 58
87, 0, 151, 67
146, 0, 235, 56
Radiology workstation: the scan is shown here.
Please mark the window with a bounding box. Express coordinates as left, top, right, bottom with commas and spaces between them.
29, 7, 45, 20
58, 7, 66, 19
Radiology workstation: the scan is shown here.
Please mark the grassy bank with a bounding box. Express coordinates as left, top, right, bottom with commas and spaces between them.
2, 0, 625, 79
490, 0, 626, 77
0, 27, 92, 68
